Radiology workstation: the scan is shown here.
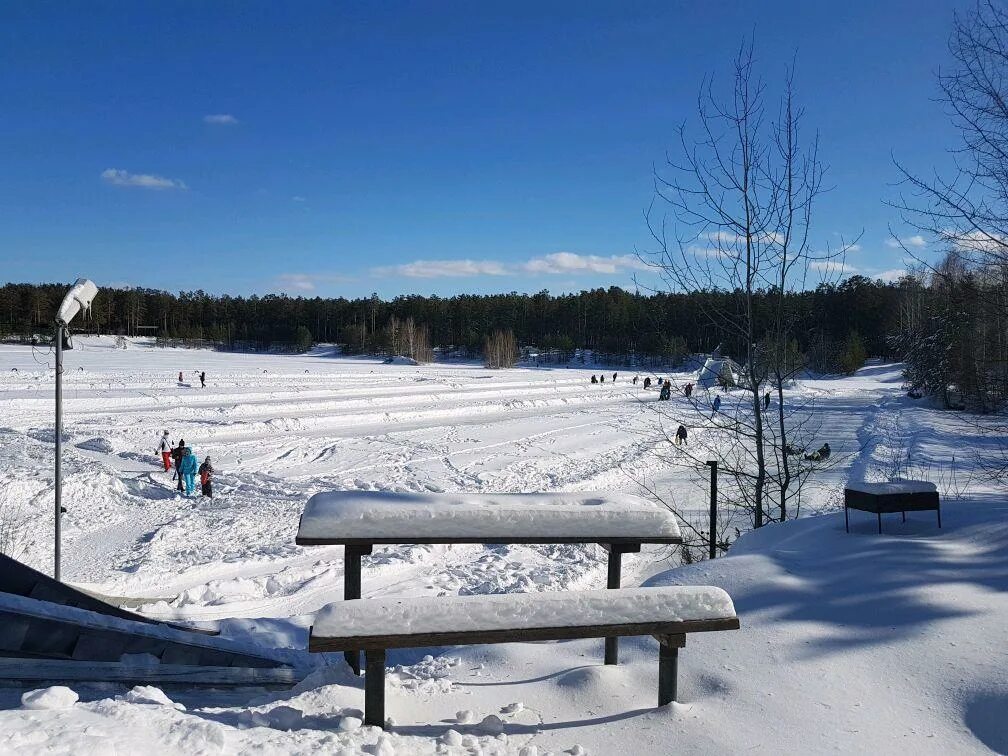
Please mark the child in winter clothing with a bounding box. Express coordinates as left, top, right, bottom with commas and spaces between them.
180, 447, 198, 495
675, 425, 688, 445
199, 457, 213, 498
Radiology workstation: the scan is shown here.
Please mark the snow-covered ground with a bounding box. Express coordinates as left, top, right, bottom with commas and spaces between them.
0, 336, 1004, 754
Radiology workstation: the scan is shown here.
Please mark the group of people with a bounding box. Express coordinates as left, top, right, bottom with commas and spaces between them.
589, 372, 620, 384
158, 431, 213, 497
178, 370, 207, 389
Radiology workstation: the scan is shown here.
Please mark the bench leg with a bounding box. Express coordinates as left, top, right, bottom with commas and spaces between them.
902, 510, 906, 523
605, 548, 622, 665
877, 512, 882, 534
657, 634, 685, 706
364, 648, 386, 728
844, 504, 849, 533
937, 505, 942, 529
343, 544, 372, 676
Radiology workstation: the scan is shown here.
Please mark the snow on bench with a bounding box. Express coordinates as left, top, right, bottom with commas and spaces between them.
308, 586, 739, 727
844, 479, 941, 533
312, 586, 734, 640
295, 490, 682, 543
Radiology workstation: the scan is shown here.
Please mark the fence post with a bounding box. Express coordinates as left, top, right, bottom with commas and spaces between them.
705, 460, 717, 559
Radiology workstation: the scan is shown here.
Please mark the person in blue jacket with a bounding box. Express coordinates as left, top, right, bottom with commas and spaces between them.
179, 447, 199, 496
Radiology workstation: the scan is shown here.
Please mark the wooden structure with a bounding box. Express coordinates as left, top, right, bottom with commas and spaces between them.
844, 481, 941, 534
295, 490, 683, 674
0, 553, 301, 683
308, 589, 739, 728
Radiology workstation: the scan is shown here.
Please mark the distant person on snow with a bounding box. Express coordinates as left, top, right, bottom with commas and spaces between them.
711, 395, 722, 416
659, 381, 671, 401
804, 443, 831, 462
199, 371, 206, 389
199, 456, 213, 498
178, 371, 184, 383
158, 430, 172, 471
600, 374, 605, 383
171, 439, 187, 491
643, 377, 651, 389
632, 375, 639, 385
684, 383, 693, 398
591, 375, 598, 384
675, 425, 688, 445
612, 373, 617, 382
763, 390, 771, 410
180, 447, 198, 496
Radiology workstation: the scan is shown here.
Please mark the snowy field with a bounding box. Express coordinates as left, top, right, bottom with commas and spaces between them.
0, 336, 1004, 754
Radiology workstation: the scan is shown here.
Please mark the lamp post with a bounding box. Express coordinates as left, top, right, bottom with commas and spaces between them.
54, 278, 98, 581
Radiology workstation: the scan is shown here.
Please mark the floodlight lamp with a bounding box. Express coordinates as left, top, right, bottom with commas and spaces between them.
56, 278, 98, 326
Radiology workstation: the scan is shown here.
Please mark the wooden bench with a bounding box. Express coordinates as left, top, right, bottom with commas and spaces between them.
844, 481, 941, 534
308, 586, 739, 728
295, 490, 683, 674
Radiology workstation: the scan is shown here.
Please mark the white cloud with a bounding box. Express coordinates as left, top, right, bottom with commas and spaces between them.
291, 196, 307, 203
945, 229, 1008, 254
275, 273, 351, 292
204, 114, 238, 125
521, 252, 650, 275
101, 168, 187, 190
369, 252, 651, 279
885, 234, 926, 249
873, 268, 908, 283
376, 259, 509, 279
810, 260, 859, 274
685, 245, 728, 258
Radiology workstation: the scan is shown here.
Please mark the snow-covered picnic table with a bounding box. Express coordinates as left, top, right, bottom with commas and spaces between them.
295, 490, 683, 672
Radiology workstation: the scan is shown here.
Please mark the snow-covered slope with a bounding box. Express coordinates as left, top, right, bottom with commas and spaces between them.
0, 339, 1003, 754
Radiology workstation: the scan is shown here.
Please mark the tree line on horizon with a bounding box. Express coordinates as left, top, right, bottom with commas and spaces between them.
2, 275, 909, 370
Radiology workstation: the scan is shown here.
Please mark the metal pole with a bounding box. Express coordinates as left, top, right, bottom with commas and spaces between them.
54, 323, 63, 581
706, 460, 717, 560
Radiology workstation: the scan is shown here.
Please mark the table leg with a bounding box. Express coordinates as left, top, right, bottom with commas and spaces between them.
364, 648, 386, 728
343, 544, 372, 676
657, 634, 685, 706
605, 547, 622, 665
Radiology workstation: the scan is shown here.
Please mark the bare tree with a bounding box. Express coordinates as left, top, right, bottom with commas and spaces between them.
484, 329, 519, 369
644, 42, 846, 535
889, 1, 1008, 478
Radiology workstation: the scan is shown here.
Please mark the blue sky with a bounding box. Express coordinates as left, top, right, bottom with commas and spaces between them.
0, 1, 967, 298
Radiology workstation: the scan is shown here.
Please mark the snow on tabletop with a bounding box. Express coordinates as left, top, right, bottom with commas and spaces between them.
297, 490, 681, 540
845, 479, 938, 495
312, 586, 734, 638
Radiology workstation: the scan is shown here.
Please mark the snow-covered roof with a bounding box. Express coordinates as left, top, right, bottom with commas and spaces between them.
312, 586, 735, 638
296, 490, 682, 542
845, 480, 938, 495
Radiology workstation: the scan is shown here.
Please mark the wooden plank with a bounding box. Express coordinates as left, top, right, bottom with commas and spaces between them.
844, 489, 939, 514
0, 659, 305, 687
310, 616, 740, 652
297, 535, 682, 546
